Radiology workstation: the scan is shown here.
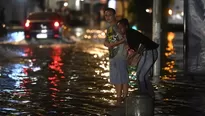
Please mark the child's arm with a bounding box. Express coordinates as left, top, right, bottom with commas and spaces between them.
104, 33, 112, 47
109, 38, 126, 48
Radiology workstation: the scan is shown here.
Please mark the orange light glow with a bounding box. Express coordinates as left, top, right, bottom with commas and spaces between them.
161, 32, 177, 80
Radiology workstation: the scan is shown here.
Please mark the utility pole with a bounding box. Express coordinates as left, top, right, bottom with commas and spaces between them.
24, 0, 27, 19
46, 0, 49, 10
152, 0, 162, 76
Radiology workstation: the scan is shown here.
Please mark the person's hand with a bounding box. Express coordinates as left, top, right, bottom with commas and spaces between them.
104, 42, 113, 48
107, 43, 114, 48
125, 44, 129, 50
122, 34, 126, 39
104, 42, 110, 47
128, 49, 135, 55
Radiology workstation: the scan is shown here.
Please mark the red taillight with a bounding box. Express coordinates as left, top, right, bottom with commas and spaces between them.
54, 21, 59, 27
25, 20, 30, 28
25, 35, 30, 38
54, 34, 59, 38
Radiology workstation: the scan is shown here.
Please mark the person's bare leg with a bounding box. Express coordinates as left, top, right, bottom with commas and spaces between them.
122, 83, 129, 98
115, 84, 122, 98
115, 84, 122, 105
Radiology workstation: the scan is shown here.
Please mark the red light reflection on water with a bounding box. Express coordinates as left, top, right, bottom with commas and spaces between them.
24, 47, 33, 57
49, 46, 64, 75
48, 46, 64, 107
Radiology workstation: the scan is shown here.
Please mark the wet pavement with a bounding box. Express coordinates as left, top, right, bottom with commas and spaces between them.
0, 31, 205, 116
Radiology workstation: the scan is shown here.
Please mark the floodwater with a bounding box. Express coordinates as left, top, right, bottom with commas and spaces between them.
0, 31, 205, 116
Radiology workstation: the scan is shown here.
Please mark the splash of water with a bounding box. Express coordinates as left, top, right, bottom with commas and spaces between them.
7, 31, 24, 42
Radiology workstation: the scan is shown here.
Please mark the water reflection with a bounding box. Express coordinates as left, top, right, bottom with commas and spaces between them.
165, 32, 175, 57
84, 29, 106, 40
48, 46, 63, 109
1, 36, 205, 115
161, 32, 177, 80
49, 46, 64, 75
7, 31, 24, 42
154, 29, 205, 115
0, 42, 123, 115
0, 62, 32, 115
24, 47, 33, 57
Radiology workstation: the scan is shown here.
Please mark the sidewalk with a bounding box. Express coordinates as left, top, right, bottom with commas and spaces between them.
106, 73, 205, 116
107, 92, 154, 116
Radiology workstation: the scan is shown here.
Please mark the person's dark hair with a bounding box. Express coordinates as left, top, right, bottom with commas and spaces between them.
104, 8, 116, 15
117, 18, 130, 28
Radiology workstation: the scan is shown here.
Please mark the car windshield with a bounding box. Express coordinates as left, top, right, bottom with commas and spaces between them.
28, 12, 61, 20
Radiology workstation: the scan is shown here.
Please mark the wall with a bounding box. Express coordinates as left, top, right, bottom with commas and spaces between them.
46, 0, 76, 11
0, 0, 43, 23
186, 0, 205, 75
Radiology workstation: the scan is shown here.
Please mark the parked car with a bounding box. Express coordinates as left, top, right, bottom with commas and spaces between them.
6, 20, 24, 31
24, 12, 64, 41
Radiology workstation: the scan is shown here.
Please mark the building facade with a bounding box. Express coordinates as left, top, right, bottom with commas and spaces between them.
0, 0, 43, 24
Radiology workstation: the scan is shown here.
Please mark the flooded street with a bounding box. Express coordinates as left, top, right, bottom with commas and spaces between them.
0, 31, 205, 116
0, 32, 116, 115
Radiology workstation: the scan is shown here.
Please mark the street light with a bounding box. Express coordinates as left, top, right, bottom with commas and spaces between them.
146, 8, 152, 13
64, 2, 68, 7
168, 9, 173, 15
108, 0, 116, 9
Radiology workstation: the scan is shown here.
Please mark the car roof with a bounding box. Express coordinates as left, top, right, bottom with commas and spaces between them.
28, 12, 60, 17
27, 12, 61, 20
29, 12, 58, 15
